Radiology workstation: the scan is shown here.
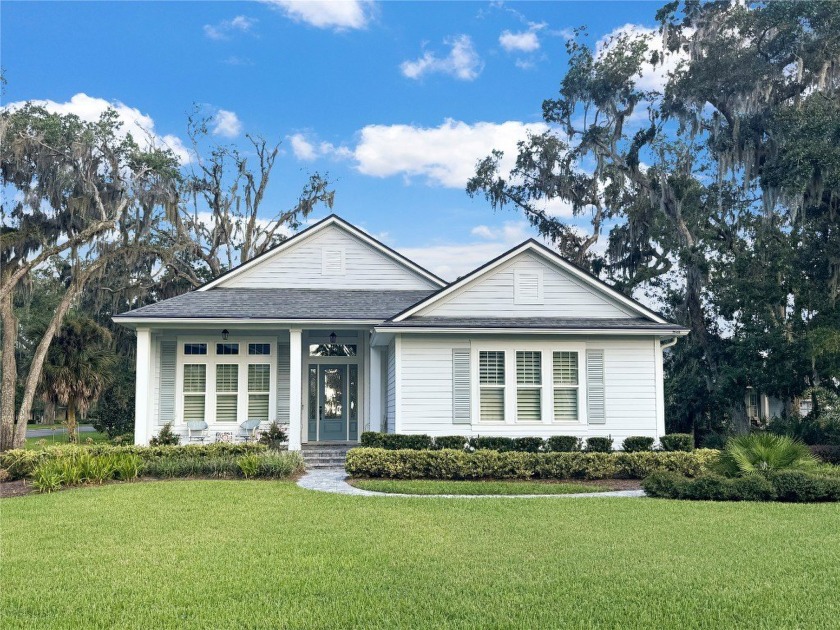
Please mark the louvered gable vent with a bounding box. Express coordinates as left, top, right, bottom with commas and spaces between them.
321, 247, 346, 275
514, 269, 543, 304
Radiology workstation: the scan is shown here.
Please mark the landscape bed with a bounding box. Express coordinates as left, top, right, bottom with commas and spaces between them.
3, 480, 839, 629
348, 478, 623, 495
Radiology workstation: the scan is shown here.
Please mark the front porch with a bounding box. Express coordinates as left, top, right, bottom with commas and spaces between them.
133, 326, 388, 449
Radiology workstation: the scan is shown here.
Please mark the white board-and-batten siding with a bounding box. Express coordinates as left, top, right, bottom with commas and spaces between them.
219, 225, 437, 290
415, 252, 636, 318
396, 334, 661, 444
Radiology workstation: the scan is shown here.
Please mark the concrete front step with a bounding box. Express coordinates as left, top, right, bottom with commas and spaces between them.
301, 445, 354, 469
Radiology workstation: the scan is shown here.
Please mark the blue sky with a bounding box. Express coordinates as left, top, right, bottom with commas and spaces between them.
2, 1, 661, 280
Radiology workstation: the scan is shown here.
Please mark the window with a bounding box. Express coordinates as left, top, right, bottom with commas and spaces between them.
553, 351, 579, 421
799, 399, 813, 417
747, 390, 759, 419
216, 343, 239, 355
516, 351, 542, 422
183, 364, 206, 421
248, 343, 271, 356
184, 343, 207, 355
247, 364, 270, 421
216, 364, 239, 422
479, 351, 505, 422
309, 344, 357, 357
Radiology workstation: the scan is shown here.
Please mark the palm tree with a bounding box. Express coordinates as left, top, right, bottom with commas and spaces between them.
39, 316, 116, 443
715, 433, 818, 476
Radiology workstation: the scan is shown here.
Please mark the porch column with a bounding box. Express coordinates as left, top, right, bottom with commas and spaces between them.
134, 328, 152, 445
288, 327, 302, 450
368, 345, 382, 432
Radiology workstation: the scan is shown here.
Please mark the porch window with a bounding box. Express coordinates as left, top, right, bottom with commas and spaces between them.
479, 351, 505, 422
248, 343, 270, 355
247, 364, 271, 421
553, 351, 579, 421
516, 351, 542, 422
183, 364, 206, 421
216, 343, 239, 355
184, 343, 207, 355
216, 364, 238, 422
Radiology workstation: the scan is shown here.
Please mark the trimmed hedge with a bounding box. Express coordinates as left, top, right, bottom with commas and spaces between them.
585, 437, 613, 453
434, 436, 470, 450
642, 470, 840, 502
622, 436, 655, 452
345, 447, 719, 480
660, 433, 695, 452
0, 443, 268, 481
810, 445, 840, 465
546, 436, 581, 452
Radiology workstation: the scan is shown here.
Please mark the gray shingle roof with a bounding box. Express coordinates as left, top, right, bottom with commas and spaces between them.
377, 316, 687, 331
114, 289, 436, 321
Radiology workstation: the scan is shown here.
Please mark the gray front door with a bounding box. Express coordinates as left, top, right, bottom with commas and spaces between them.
318, 364, 347, 441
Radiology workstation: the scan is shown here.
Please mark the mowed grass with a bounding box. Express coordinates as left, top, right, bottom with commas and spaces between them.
351, 478, 609, 495
3, 481, 839, 629
24, 430, 110, 449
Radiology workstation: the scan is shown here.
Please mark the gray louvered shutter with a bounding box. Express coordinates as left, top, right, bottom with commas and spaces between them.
276, 342, 290, 423
452, 348, 471, 424
159, 337, 176, 425
586, 349, 606, 424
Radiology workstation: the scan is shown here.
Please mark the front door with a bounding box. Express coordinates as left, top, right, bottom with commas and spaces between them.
319, 364, 347, 441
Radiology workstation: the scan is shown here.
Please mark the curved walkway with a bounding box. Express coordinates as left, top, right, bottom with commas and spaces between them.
297, 468, 645, 499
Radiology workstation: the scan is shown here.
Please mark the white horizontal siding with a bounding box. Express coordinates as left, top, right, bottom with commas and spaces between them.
222, 224, 436, 290
398, 334, 659, 444
418, 253, 634, 318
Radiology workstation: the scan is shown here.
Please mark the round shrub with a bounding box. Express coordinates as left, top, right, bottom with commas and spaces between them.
546, 436, 581, 452
434, 436, 469, 450
513, 437, 545, 453
585, 437, 613, 453
472, 436, 516, 452
660, 433, 695, 452
622, 436, 655, 452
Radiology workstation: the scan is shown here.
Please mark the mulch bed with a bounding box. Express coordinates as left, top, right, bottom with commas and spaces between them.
0, 480, 33, 499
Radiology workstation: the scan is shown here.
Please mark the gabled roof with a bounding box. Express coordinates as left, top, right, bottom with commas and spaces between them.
389, 239, 671, 325
113, 289, 435, 323
198, 214, 447, 291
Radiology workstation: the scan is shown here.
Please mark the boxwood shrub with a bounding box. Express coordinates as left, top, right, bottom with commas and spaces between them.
642, 470, 840, 502
585, 437, 613, 453
513, 437, 545, 453
810, 445, 840, 465
345, 447, 719, 480
471, 436, 516, 452
622, 436, 655, 452
546, 436, 581, 452
659, 433, 695, 452
434, 436, 470, 450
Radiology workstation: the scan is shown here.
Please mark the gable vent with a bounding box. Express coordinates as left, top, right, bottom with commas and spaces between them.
321, 247, 346, 276
514, 269, 543, 304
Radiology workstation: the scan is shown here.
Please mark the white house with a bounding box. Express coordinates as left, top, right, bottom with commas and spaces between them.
114, 215, 688, 448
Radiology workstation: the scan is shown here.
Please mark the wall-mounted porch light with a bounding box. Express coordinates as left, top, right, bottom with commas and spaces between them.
221, 329, 230, 341
329, 331, 337, 344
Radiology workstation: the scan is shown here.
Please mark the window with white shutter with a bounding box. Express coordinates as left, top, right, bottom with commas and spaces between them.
183, 364, 206, 422
553, 351, 579, 421
479, 351, 505, 422
516, 351, 542, 422
248, 364, 271, 421
586, 349, 606, 424
514, 269, 543, 304
452, 348, 471, 424
216, 364, 239, 423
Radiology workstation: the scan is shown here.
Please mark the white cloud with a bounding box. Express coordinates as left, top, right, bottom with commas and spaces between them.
499, 29, 540, 53
262, 0, 373, 31
288, 132, 353, 161
204, 15, 257, 40
596, 24, 688, 93
400, 220, 534, 280
2, 92, 191, 164
400, 35, 483, 81
211, 109, 242, 138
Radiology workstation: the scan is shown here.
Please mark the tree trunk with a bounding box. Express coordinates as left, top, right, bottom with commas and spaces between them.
0, 290, 18, 451
66, 399, 78, 444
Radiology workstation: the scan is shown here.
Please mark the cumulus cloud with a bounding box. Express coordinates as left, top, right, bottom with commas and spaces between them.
204, 15, 257, 40
499, 29, 540, 53
211, 109, 242, 138
400, 35, 483, 81
288, 132, 353, 161
262, 0, 373, 31
2, 92, 191, 164
596, 24, 687, 93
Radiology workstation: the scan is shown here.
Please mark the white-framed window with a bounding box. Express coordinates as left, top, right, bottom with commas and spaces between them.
479, 351, 505, 422
516, 351, 542, 422
553, 351, 579, 422
473, 342, 586, 425
746, 390, 759, 419
176, 337, 275, 425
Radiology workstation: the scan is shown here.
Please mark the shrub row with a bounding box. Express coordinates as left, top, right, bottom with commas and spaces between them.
0, 443, 267, 481
642, 471, 840, 503
359, 432, 695, 453
345, 447, 719, 480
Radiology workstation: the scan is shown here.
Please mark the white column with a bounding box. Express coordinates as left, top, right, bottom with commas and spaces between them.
134, 328, 152, 445
288, 327, 302, 450
369, 345, 382, 432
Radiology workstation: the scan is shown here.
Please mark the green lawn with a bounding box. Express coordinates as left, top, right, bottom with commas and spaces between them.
3, 481, 839, 629
24, 430, 110, 449
351, 478, 610, 495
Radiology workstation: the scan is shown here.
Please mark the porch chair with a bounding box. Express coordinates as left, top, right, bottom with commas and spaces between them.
239, 418, 262, 443
186, 420, 208, 443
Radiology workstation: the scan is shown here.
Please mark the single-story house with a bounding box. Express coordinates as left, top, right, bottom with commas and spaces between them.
114, 215, 688, 448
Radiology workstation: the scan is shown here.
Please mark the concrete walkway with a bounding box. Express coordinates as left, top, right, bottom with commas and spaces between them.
297, 468, 645, 499
26, 425, 95, 438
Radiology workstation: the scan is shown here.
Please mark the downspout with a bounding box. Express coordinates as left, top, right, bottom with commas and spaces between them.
660, 337, 679, 351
